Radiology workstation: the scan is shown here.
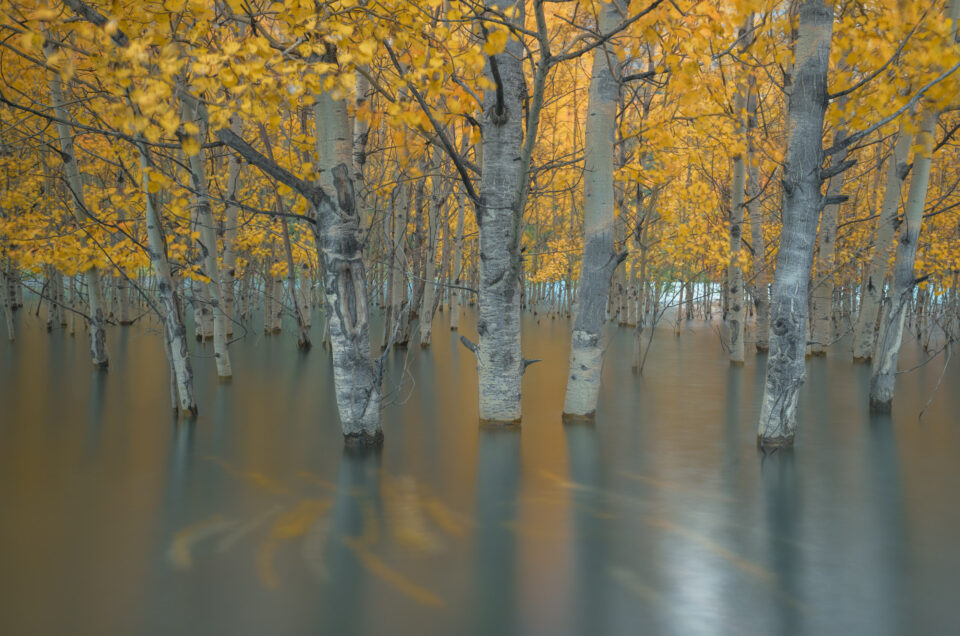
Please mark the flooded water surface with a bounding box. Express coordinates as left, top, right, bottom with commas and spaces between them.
1, 308, 959, 635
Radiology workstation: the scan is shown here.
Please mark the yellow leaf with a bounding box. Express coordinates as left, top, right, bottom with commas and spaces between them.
182, 137, 201, 157
484, 30, 508, 56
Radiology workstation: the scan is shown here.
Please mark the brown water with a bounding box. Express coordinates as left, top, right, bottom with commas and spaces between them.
1, 305, 959, 636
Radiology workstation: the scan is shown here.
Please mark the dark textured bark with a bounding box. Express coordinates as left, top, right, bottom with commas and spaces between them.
757, 0, 834, 449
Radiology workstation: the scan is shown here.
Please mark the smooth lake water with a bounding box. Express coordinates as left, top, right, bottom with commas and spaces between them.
1, 305, 959, 636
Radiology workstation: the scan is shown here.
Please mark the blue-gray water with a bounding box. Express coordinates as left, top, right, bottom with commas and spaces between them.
1, 306, 959, 635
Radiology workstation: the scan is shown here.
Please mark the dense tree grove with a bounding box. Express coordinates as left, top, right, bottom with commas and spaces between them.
2, 0, 959, 447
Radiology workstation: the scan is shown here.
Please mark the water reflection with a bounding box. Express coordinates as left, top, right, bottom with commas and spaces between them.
318, 447, 382, 636
474, 429, 520, 636
564, 422, 608, 635
1, 311, 959, 635
760, 449, 802, 636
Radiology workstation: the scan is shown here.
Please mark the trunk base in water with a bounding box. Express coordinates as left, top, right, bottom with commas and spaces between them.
807, 350, 826, 358
562, 411, 596, 424
853, 356, 870, 364
730, 360, 745, 367
869, 395, 893, 413
344, 430, 384, 449
757, 434, 794, 450
755, 344, 769, 353
218, 375, 233, 384
94, 360, 109, 369
479, 418, 521, 431
176, 406, 199, 419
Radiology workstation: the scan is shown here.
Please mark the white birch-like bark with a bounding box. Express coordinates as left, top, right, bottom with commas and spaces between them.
419, 151, 445, 347
220, 116, 243, 337
138, 146, 198, 415
851, 124, 913, 360
47, 51, 109, 367
747, 152, 769, 351
180, 91, 232, 378
450, 189, 465, 331
298, 263, 313, 328
870, 109, 938, 409
389, 183, 410, 347
726, 58, 749, 364
314, 85, 383, 445
757, 0, 833, 448
563, 1, 620, 418
470, 0, 528, 423
809, 121, 847, 355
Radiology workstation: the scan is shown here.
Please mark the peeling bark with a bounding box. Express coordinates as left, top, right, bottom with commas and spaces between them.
314, 86, 382, 444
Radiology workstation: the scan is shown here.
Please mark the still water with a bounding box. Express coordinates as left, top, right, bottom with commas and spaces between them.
1, 306, 959, 636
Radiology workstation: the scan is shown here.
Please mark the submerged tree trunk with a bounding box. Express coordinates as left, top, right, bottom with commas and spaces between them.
809, 122, 847, 356
221, 116, 243, 337
1, 261, 13, 341
470, 0, 527, 424
450, 190, 465, 331
726, 54, 749, 365
313, 86, 382, 445
757, 0, 833, 449
745, 93, 769, 351
138, 144, 198, 415
564, 1, 621, 419
389, 183, 410, 348
851, 125, 913, 361
419, 151, 445, 347
181, 90, 232, 378
47, 47, 109, 367
870, 109, 938, 410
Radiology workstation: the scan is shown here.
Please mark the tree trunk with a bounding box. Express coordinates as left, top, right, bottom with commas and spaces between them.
470, 1, 527, 424
181, 91, 232, 378
299, 263, 313, 328
870, 109, 938, 410
564, 0, 621, 419
809, 122, 847, 355
313, 86, 383, 446
419, 151, 444, 347
726, 67, 749, 364
851, 124, 913, 361
221, 116, 243, 337
138, 144, 198, 415
757, 0, 833, 449
47, 49, 109, 367
451, 189, 465, 331
1, 261, 13, 341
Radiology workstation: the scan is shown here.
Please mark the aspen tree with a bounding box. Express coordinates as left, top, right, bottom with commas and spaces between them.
563, 0, 622, 418
757, 0, 834, 449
